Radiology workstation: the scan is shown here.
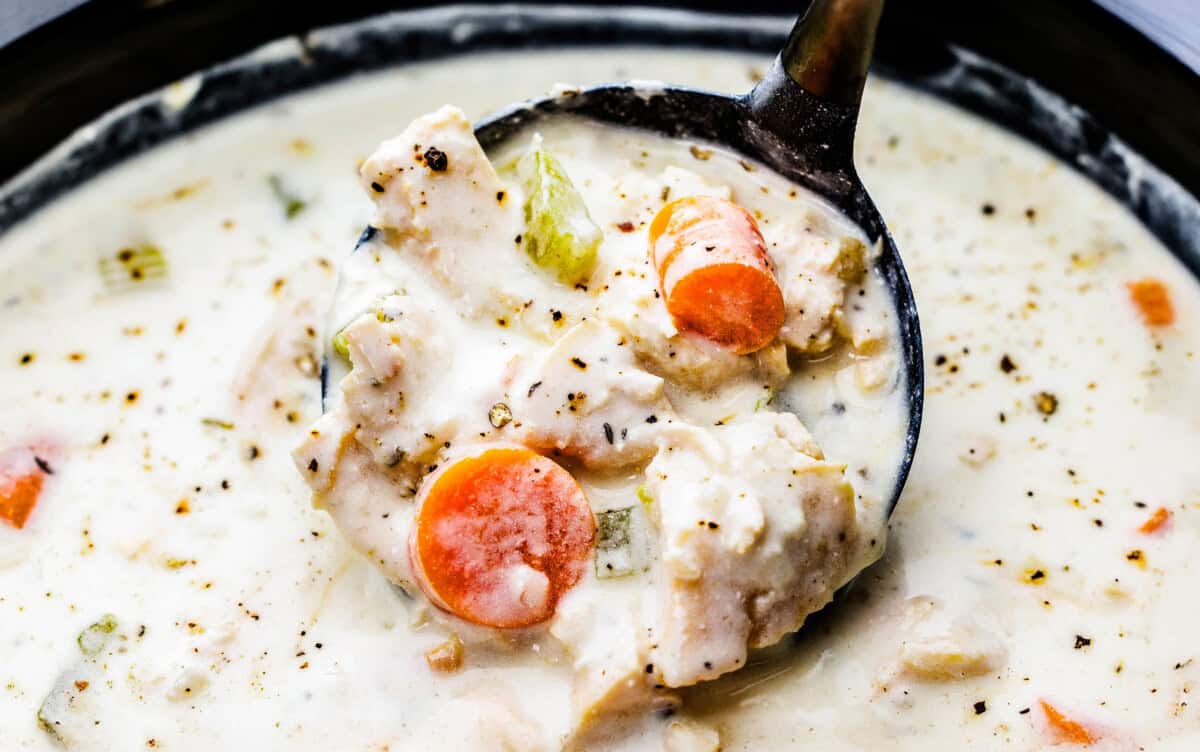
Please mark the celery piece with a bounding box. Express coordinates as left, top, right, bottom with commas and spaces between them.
268, 175, 307, 219
99, 244, 168, 290
76, 614, 117, 657
636, 484, 654, 508
835, 237, 868, 284
331, 328, 350, 364
595, 507, 635, 578
519, 146, 601, 285
754, 388, 775, 412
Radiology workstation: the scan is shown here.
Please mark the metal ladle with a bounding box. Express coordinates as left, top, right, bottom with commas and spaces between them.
473, 0, 923, 515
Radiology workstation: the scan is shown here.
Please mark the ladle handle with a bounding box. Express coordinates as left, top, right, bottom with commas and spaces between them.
780, 0, 884, 107
745, 0, 884, 161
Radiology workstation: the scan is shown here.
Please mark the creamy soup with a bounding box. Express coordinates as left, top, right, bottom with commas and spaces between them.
1, 47, 1197, 752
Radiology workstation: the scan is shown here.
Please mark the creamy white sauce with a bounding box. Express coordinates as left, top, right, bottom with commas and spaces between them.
0, 47, 1197, 751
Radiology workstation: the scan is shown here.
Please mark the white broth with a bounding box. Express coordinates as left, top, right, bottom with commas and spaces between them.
0, 47, 1197, 751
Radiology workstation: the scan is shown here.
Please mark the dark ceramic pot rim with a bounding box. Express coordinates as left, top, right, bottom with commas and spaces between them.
0, 5, 1197, 265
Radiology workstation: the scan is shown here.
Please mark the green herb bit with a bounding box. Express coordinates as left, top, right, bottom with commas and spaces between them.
268, 175, 307, 219
331, 328, 351, 364
636, 484, 654, 508
36, 702, 59, 740
835, 237, 868, 284
77, 614, 117, 656
595, 507, 636, 579
519, 145, 601, 285
201, 418, 234, 430
99, 244, 168, 290
754, 388, 775, 412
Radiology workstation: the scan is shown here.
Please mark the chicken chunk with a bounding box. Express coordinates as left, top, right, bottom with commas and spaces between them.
643, 413, 858, 687
552, 588, 677, 743
892, 596, 1007, 681
509, 319, 672, 469
772, 229, 871, 354
358, 105, 553, 319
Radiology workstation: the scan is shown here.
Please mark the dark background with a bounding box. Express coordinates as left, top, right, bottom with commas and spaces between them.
2, 0, 1199, 197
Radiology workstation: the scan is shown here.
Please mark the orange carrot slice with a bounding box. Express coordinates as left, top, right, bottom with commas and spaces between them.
1127, 279, 1174, 326
0, 448, 48, 530
1040, 700, 1098, 745
1138, 506, 1171, 534
409, 446, 594, 628
649, 195, 785, 354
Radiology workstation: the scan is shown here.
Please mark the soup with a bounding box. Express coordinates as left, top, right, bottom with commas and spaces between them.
1, 47, 1196, 751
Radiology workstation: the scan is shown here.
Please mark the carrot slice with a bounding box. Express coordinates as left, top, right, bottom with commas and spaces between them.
1138, 506, 1171, 534
1127, 278, 1174, 326
649, 195, 784, 354
410, 446, 594, 628
0, 448, 47, 529
1040, 700, 1098, 745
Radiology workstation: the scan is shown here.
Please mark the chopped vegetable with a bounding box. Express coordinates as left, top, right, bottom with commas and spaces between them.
409, 446, 594, 628
1137, 506, 1171, 534
488, 402, 513, 429
1126, 278, 1174, 326
331, 327, 350, 364
754, 388, 775, 411
595, 503, 654, 579
595, 507, 634, 578
649, 195, 784, 354
834, 237, 868, 284
77, 614, 118, 656
1039, 700, 1098, 745
425, 633, 464, 673
268, 174, 307, 219
0, 447, 48, 529
99, 244, 168, 290
636, 484, 654, 509
519, 143, 601, 285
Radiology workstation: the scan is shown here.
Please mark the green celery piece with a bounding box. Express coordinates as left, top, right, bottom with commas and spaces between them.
331, 328, 350, 364
595, 507, 635, 579
76, 614, 117, 656
519, 147, 601, 285
636, 484, 654, 508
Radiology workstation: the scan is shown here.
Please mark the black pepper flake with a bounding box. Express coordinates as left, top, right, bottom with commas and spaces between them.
423, 147, 448, 172
707, 521, 719, 530
934, 354, 947, 366
703, 661, 713, 670
551, 310, 563, 322
34, 456, 54, 475
831, 401, 846, 415
1000, 354, 1017, 373
1074, 635, 1092, 649
603, 423, 614, 444
646, 415, 658, 424
973, 700, 987, 715
645, 663, 654, 674
496, 190, 506, 202
527, 381, 542, 398
570, 357, 587, 370
307, 458, 319, 473
1019, 707, 1031, 715
370, 181, 385, 193
981, 203, 996, 216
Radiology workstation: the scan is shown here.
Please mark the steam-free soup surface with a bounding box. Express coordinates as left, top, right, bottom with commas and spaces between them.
0, 47, 1197, 751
